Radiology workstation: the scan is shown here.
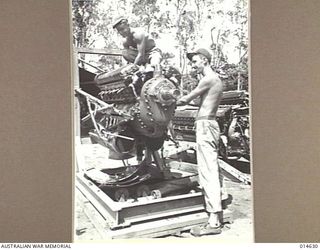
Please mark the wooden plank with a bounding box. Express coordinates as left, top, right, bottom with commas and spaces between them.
76, 48, 122, 56
84, 168, 112, 184
164, 142, 251, 184
77, 190, 233, 239
167, 160, 198, 174
73, 51, 80, 137
76, 186, 206, 239
107, 212, 208, 239
218, 160, 251, 184
78, 58, 104, 73
76, 175, 233, 239
76, 174, 122, 213
75, 137, 89, 173
76, 173, 207, 229
75, 189, 107, 239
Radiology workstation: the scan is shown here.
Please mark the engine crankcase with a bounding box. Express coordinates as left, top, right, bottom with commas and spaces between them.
131, 76, 180, 138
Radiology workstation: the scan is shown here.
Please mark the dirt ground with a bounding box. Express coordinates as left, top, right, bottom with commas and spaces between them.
74, 141, 253, 242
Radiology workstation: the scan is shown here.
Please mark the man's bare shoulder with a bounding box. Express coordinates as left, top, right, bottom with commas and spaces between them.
132, 28, 146, 41
202, 71, 222, 87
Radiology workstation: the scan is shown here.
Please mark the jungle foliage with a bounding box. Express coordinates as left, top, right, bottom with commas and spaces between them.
72, 0, 248, 91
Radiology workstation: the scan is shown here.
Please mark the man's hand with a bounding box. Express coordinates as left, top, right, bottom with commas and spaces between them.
176, 96, 188, 106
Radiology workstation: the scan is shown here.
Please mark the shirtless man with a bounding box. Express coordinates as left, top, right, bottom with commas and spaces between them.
177, 48, 224, 236
112, 17, 162, 75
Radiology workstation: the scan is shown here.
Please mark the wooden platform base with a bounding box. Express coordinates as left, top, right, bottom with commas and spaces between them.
76, 188, 233, 239
75, 139, 234, 239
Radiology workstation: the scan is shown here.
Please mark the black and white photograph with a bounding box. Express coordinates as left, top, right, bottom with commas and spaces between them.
73, 0, 252, 241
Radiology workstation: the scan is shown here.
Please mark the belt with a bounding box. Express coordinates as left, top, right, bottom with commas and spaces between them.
196, 115, 216, 121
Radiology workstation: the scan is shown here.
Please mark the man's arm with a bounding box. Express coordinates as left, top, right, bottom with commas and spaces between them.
176, 77, 212, 106
123, 38, 130, 49
133, 29, 146, 65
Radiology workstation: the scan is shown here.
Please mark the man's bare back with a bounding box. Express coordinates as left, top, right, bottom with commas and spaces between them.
123, 28, 155, 51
